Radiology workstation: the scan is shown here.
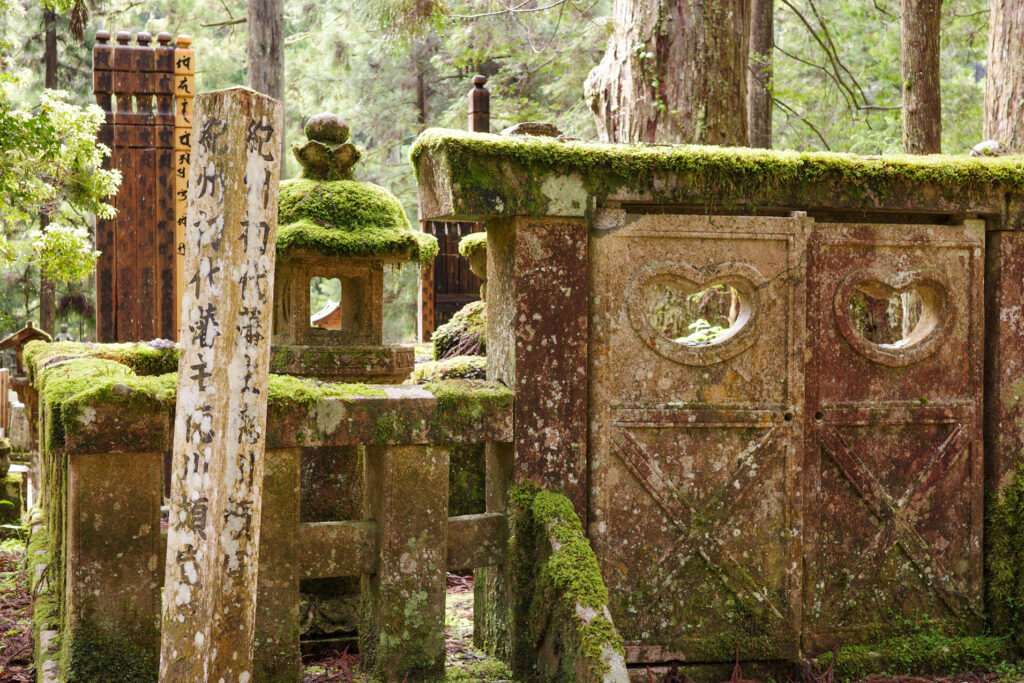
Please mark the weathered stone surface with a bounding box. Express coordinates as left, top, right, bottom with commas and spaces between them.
254, 448, 301, 681
360, 444, 449, 680
589, 212, 809, 662
803, 220, 985, 650
66, 450, 164, 680
160, 86, 283, 681
487, 217, 588, 520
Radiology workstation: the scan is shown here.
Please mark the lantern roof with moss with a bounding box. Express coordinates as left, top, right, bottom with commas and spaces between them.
277, 113, 438, 265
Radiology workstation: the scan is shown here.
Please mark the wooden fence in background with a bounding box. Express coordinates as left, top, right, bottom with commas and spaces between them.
93, 29, 194, 342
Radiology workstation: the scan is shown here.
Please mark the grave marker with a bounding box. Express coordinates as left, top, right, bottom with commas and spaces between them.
159, 87, 282, 682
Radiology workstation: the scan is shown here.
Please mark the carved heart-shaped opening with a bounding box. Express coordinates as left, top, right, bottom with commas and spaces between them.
627, 262, 766, 366
834, 269, 950, 366
644, 282, 749, 347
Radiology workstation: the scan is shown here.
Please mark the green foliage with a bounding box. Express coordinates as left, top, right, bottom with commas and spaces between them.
773, 0, 988, 154
432, 300, 485, 360
0, 86, 119, 282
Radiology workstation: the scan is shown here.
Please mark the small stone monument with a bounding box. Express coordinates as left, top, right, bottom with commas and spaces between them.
270, 113, 437, 382
54, 324, 75, 342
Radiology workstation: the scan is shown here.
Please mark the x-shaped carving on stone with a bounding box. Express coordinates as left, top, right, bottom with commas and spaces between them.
818, 423, 976, 618
612, 426, 787, 625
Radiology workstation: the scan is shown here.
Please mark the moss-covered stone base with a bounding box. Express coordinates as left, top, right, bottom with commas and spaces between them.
813, 633, 1016, 681
432, 301, 485, 360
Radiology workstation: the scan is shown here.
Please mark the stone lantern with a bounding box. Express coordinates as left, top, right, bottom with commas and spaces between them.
270, 113, 437, 382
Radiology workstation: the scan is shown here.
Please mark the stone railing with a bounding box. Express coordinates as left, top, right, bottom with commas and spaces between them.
24, 341, 627, 682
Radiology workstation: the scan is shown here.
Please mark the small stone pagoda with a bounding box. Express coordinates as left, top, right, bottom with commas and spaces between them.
271, 113, 437, 382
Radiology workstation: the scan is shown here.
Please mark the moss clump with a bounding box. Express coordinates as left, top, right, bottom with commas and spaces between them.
814, 633, 1014, 681
24, 340, 179, 376
267, 374, 386, 406
458, 232, 487, 260
432, 301, 486, 360
508, 483, 625, 682
277, 178, 438, 265
412, 356, 487, 383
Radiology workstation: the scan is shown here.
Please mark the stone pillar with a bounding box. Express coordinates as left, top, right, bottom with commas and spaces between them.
360, 444, 449, 680
66, 451, 164, 677
253, 448, 301, 681
486, 217, 589, 520
159, 87, 282, 682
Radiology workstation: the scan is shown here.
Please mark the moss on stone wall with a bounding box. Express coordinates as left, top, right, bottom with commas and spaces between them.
412, 356, 487, 383
814, 633, 1014, 681
277, 178, 438, 264
507, 483, 625, 683
986, 463, 1024, 647
412, 127, 1024, 221
432, 301, 486, 360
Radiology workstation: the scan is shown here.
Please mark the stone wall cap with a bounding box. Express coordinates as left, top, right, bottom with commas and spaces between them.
412, 127, 1024, 226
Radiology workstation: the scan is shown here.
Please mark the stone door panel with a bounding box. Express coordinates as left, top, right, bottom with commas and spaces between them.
589, 213, 809, 663
803, 221, 984, 652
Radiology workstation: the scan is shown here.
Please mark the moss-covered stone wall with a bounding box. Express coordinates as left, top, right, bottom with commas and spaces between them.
413, 128, 1024, 226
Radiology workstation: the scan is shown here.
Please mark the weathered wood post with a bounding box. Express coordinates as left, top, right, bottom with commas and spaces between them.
159, 86, 282, 682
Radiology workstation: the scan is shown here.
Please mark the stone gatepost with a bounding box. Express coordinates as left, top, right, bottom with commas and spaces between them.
360, 443, 450, 680
159, 86, 283, 682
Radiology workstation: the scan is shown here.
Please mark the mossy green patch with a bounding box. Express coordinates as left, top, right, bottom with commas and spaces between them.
986, 462, 1024, 647
267, 373, 386, 406
506, 483, 625, 682
458, 232, 487, 260
412, 355, 487, 383
277, 178, 438, 265
25, 340, 179, 376
432, 301, 485, 360
814, 633, 1015, 681
424, 379, 512, 441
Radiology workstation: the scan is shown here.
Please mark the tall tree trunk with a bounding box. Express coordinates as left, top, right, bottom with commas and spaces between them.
901, 0, 942, 153
748, 0, 773, 148
39, 8, 57, 335
584, 0, 749, 145
986, 0, 1024, 150
247, 0, 285, 162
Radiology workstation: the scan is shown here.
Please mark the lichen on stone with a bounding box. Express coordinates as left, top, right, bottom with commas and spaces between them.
431, 301, 486, 360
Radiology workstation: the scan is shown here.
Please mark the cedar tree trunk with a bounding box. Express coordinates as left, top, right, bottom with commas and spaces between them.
986, 0, 1024, 150
39, 8, 57, 335
585, 0, 750, 144
247, 0, 286, 161
748, 0, 773, 148
901, 0, 942, 153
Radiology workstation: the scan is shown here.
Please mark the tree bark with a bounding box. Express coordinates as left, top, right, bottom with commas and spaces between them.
584, 0, 749, 145
901, 0, 942, 153
39, 8, 58, 335
986, 0, 1024, 150
247, 0, 285, 162
748, 0, 773, 148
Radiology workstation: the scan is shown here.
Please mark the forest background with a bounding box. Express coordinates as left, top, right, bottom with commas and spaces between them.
0, 0, 992, 343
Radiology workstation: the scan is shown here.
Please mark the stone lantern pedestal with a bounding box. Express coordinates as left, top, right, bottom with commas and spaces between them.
270, 114, 437, 383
